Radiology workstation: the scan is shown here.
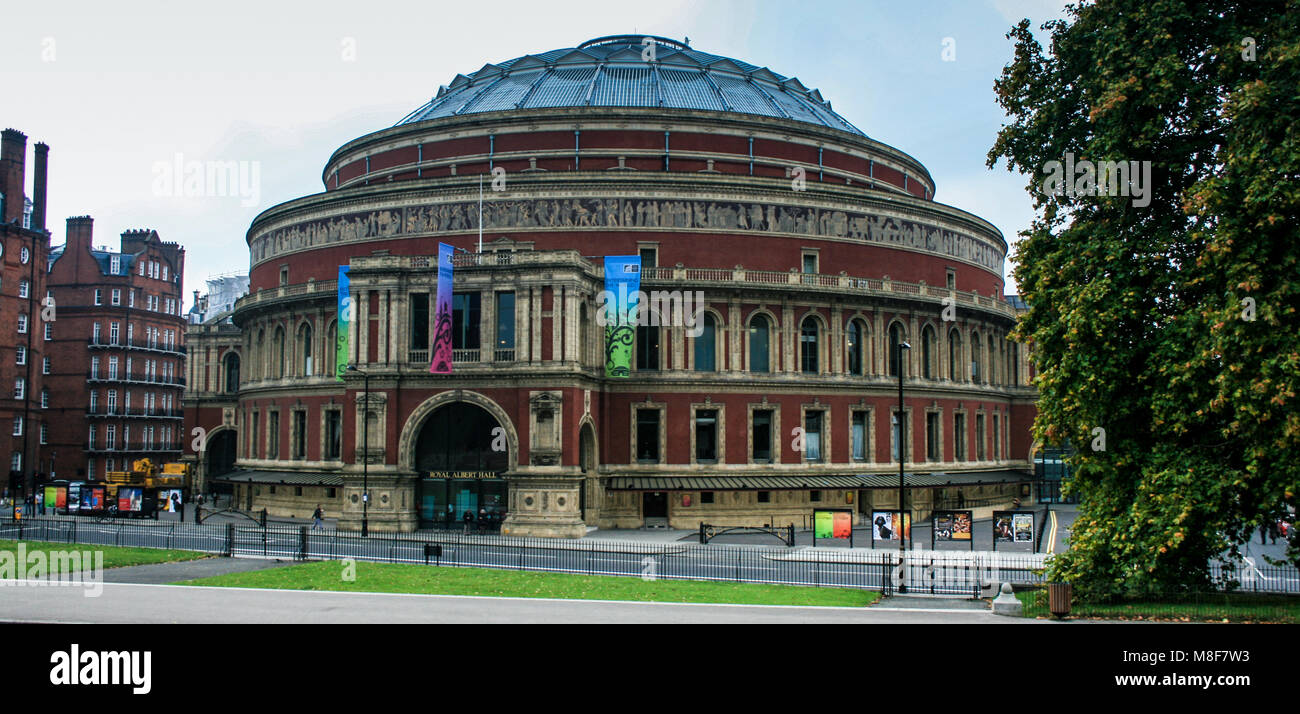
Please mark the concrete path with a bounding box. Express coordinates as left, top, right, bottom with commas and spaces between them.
0, 581, 1045, 624
102, 556, 298, 584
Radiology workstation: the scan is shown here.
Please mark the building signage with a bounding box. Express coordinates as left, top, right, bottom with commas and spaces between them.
602, 255, 640, 378
335, 265, 351, 382
426, 471, 500, 480
429, 242, 453, 374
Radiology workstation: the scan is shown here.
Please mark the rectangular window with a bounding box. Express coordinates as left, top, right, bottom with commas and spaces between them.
94, 289, 103, 305
976, 414, 986, 461
926, 412, 941, 462
954, 413, 966, 462
751, 409, 773, 463
251, 412, 260, 459
93, 323, 101, 343
324, 410, 342, 460
694, 409, 718, 463
43, 322, 51, 341
636, 326, 661, 371
757, 491, 771, 503
410, 293, 429, 351
494, 292, 515, 359
139, 260, 146, 276
106, 425, 116, 450
88, 426, 96, 450
292, 411, 307, 460
110, 255, 120, 275
40, 389, 48, 409
15, 346, 25, 365
269, 411, 280, 460
802, 252, 818, 274
891, 412, 903, 462
110, 322, 120, 345
14, 378, 25, 400
107, 390, 117, 413
19, 280, 29, 298
162, 265, 168, 281
12, 416, 22, 436
108, 357, 118, 379
636, 409, 660, 463
111, 289, 121, 306
701, 491, 714, 504
129, 290, 135, 308
804, 411, 823, 462
993, 414, 1001, 460
946, 269, 956, 290
851, 411, 867, 462
638, 246, 657, 268
17, 314, 27, 333
451, 292, 481, 351
809, 490, 822, 502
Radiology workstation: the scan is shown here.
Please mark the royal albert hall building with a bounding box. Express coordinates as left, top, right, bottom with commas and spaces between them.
183, 35, 1038, 536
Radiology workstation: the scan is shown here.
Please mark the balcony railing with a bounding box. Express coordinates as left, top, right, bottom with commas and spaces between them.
85, 442, 183, 454
493, 348, 515, 362
453, 348, 480, 362
88, 337, 186, 356
86, 407, 184, 419
86, 371, 187, 387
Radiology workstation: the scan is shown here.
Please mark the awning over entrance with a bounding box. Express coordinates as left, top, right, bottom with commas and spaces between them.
606, 470, 1033, 491
214, 470, 345, 487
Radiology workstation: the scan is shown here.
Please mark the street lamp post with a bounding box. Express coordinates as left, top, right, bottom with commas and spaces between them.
347, 365, 369, 537
896, 340, 911, 593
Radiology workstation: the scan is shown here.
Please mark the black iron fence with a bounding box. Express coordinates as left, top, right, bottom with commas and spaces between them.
2, 516, 1296, 598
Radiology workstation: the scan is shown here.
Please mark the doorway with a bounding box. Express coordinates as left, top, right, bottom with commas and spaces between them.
643, 491, 668, 528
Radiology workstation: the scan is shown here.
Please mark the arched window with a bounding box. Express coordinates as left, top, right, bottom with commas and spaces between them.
1008, 340, 1020, 385
223, 353, 240, 394
921, 325, 936, 379
255, 329, 265, 381
948, 329, 962, 382
748, 314, 770, 373
888, 322, 907, 377
970, 330, 982, 384
298, 323, 313, 376
273, 327, 286, 380
325, 320, 337, 378
800, 316, 820, 374
846, 318, 866, 376
694, 313, 717, 372
988, 334, 998, 386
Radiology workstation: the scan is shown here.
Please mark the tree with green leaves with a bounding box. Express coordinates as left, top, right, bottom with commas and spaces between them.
988, 0, 1299, 600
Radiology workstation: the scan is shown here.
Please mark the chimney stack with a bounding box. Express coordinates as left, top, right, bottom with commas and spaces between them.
66, 215, 94, 252
32, 142, 48, 232
1, 128, 27, 224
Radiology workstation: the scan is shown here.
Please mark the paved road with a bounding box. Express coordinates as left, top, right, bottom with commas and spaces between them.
0, 581, 1037, 624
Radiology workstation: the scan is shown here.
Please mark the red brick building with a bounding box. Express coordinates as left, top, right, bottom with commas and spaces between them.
188, 35, 1039, 535
1, 128, 51, 499
45, 218, 186, 481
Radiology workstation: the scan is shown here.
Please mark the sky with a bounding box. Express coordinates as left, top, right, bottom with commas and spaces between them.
2, 0, 1072, 306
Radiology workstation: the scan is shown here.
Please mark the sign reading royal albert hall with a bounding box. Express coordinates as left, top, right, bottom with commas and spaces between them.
249, 196, 1003, 274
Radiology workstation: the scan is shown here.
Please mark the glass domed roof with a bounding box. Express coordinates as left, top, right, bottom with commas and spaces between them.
397, 35, 866, 137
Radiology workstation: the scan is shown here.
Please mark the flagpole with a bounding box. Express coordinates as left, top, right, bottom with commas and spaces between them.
478, 173, 483, 254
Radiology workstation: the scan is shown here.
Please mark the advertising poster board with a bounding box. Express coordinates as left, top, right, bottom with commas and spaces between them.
44, 486, 57, 509
602, 255, 641, 377
813, 509, 854, 544
932, 510, 973, 549
871, 510, 911, 542
1014, 513, 1034, 543
159, 489, 183, 513
55, 487, 67, 510
994, 512, 1015, 544
86, 487, 105, 512
67, 483, 82, 512
119, 487, 143, 513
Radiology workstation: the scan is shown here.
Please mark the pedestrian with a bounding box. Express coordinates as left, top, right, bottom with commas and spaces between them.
1268, 519, 1279, 545
462, 509, 474, 534
312, 505, 324, 531
1260, 523, 1268, 545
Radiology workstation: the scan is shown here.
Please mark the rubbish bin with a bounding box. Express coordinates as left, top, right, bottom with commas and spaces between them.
1048, 582, 1072, 618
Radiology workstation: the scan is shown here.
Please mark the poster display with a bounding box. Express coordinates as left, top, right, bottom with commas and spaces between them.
871, 510, 911, 541
1014, 513, 1034, 543
67, 483, 82, 512
118, 487, 143, 513
44, 486, 57, 509
429, 242, 454, 374
933, 510, 973, 541
602, 255, 640, 377
994, 510, 1035, 548
159, 489, 183, 513
85, 487, 105, 512
813, 510, 853, 540
55, 487, 67, 510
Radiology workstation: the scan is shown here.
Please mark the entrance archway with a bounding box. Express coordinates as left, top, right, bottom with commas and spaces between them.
204, 429, 237, 495
578, 421, 597, 521
409, 399, 513, 529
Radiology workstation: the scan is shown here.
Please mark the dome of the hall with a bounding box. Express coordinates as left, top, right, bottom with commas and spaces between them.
396, 35, 866, 137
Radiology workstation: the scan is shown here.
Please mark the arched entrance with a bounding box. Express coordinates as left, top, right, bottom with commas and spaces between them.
205, 429, 237, 495
413, 401, 510, 530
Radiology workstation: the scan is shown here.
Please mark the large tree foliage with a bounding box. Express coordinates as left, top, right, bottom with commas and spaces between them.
988, 0, 1299, 599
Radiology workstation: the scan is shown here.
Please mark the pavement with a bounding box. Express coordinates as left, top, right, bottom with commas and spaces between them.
0, 579, 1041, 624
101, 556, 298, 584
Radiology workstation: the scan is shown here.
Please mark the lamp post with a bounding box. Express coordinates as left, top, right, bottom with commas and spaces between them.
346, 365, 369, 537
896, 340, 911, 593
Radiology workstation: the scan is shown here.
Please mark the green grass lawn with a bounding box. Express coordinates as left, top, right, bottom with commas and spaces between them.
0, 539, 211, 572
1015, 588, 1300, 623
175, 559, 881, 607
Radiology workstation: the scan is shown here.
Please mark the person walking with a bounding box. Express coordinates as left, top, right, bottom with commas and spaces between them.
462, 509, 474, 534
312, 505, 324, 530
